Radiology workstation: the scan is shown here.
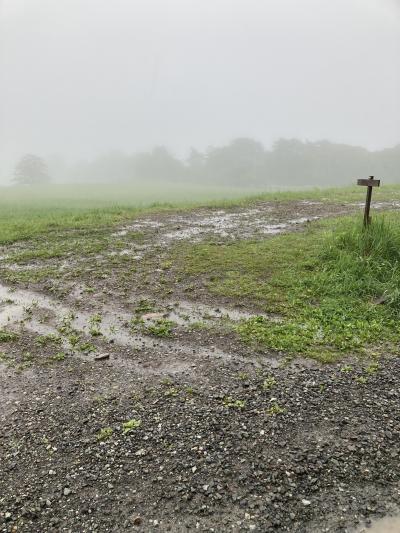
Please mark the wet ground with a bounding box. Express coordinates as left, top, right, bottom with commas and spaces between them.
357, 516, 400, 532
0, 199, 399, 532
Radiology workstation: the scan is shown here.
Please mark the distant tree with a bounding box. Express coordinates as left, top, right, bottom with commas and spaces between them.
13, 154, 50, 185
205, 138, 265, 185
187, 148, 206, 180
132, 146, 185, 181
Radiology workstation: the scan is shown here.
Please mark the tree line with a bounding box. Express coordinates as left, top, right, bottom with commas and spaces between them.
13, 138, 400, 187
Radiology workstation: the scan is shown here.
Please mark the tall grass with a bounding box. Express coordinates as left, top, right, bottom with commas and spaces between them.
178, 212, 400, 360
320, 215, 400, 310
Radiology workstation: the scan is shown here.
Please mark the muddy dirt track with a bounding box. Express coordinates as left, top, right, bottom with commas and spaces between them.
0, 200, 400, 532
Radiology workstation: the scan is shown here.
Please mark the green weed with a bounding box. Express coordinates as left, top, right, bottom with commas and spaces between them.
122, 419, 142, 434
223, 397, 246, 409
97, 427, 113, 441
36, 333, 61, 347
266, 403, 286, 416
0, 330, 19, 342
262, 376, 277, 390
145, 319, 175, 337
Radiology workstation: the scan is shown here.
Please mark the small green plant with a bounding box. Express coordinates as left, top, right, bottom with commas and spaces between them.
238, 372, 249, 381
36, 333, 61, 346
0, 351, 11, 364
79, 341, 96, 353
97, 427, 113, 441
223, 397, 246, 409
83, 286, 95, 294
89, 326, 102, 337
340, 365, 353, 373
356, 376, 368, 384
130, 315, 144, 328
164, 387, 179, 397
89, 313, 102, 325
160, 260, 173, 270
0, 330, 18, 342
146, 319, 175, 337
365, 362, 380, 374
262, 376, 276, 390
266, 402, 286, 416
67, 333, 80, 347
135, 299, 155, 314
51, 352, 66, 362
122, 419, 142, 434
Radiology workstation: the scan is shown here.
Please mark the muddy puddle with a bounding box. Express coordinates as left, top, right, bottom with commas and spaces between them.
161, 213, 320, 242
0, 283, 275, 370
113, 207, 321, 249
357, 515, 400, 532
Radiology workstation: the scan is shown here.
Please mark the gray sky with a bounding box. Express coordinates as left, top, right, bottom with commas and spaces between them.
1, 0, 399, 172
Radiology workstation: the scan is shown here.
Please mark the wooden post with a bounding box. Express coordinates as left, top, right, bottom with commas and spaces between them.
357, 176, 380, 227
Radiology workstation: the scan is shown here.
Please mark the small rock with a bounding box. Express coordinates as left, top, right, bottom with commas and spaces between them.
301, 499, 311, 506
63, 488, 71, 496
94, 353, 110, 361
131, 515, 142, 526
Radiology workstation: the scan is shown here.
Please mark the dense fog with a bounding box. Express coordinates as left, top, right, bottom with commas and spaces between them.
34, 139, 400, 187
1, 0, 399, 187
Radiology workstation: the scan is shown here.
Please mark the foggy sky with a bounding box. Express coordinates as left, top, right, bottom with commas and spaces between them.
1, 0, 399, 174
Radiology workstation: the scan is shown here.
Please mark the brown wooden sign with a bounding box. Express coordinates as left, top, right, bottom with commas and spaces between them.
357, 178, 380, 187
357, 175, 381, 226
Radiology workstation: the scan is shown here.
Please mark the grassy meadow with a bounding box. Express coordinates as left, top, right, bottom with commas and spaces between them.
0, 182, 399, 244
1, 181, 400, 363
174, 213, 400, 362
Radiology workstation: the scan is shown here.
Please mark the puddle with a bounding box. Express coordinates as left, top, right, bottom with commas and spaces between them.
357, 516, 400, 532
0, 284, 247, 366
353, 201, 400, 210
0, 283, 282, 378
161, 213, 320, 243
112, 207, 321, 248
128, 296, 273, 327
166, 300, 269, 325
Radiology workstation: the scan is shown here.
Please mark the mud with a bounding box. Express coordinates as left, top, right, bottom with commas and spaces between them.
1, 199, 400, 533
357, 515, 400, 532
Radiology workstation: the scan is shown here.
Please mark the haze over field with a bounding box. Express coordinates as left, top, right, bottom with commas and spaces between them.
1, 0, 399, 186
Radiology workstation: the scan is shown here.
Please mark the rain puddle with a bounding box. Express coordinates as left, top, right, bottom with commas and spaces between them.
0, 283, 260, 367
111, 207, 320, 249
161, 212, 319, 242
357, 515, 400, 532
136, 299, 269, 326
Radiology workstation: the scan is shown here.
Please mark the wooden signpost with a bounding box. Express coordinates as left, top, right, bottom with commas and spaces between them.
357, 176, 380, 227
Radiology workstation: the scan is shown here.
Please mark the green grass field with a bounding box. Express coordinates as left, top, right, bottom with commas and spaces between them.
0, 182, 400, 244
1, 182, 400, 363
174, 213, 400, 362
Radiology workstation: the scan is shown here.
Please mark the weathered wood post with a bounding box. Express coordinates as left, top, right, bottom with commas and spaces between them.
357, 176, 381, 227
